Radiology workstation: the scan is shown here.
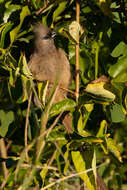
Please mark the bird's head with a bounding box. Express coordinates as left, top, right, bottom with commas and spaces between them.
33, 24, 57, 53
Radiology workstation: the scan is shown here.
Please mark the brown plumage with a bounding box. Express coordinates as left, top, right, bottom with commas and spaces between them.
28, 24, 72, 133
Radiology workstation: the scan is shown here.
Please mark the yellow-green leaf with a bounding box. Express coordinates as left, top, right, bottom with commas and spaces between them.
71, 151, 95, 190
92, 149, 97, 187
10, 6, 30, 44
53, 1, 67, 22
96, 120, 107, 137
77, 112, 91, 137
0, 110, 14, 137
106, 137, 122, 162
85, 82, 115, 101
38, 81, 49, 106
69, 21, 80, 43
49, 98, 76, 117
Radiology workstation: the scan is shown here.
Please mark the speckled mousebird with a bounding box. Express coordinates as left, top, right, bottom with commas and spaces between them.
28, 24, 72, 133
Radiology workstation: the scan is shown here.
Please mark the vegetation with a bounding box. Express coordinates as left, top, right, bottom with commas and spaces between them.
0, 0, 127, 189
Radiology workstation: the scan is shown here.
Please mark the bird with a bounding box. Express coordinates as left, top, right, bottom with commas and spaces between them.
28, 24, 72, 133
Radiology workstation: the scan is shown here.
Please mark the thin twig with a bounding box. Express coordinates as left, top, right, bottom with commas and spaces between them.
60, 87, 76, 96
0, 173, 10, 190
36, 0, 49, 15
21, 163, 58, 171
46, 113, 62, 138
47, 149, 57, 168
41, 161, 109, 190
75, 0, 80, 102
0, 138, 8, 179
95, 45, 99, 80
41, 168, 93, 190
25, 91, 32, 161
6, 140, 13, 151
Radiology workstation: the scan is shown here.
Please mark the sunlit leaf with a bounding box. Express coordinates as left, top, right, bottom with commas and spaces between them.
92, 149, 97, 187
71, 151, 95, 190
49, 98, 76, 117
0, 110, 14, 137
17, 54, 31, 103
18, 54, 32, 78
106, 137, 122, 162
112, 71, 127, 83
10, 6, 30, 44
64, 142, 71, 174
0, 22, 13, 48
53, 1, 67, 22
38, 81, 49, 106
85, 82, 116, 101
9, 68, 16, 87
111, 42, 127, 57
96, 120, 107, 137
4, 1, 21, 23
40, 163, 48, 183
69, 21, 80, 43
77, 112, 91, 137
108, 56, 127, 78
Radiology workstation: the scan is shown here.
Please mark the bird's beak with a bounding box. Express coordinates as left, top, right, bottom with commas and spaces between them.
51, 30, 57, 38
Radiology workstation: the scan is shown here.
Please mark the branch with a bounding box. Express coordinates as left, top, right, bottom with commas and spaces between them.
75, 0, 80, 102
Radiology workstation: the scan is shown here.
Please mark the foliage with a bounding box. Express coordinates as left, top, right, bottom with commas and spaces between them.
0, 0, 127, 189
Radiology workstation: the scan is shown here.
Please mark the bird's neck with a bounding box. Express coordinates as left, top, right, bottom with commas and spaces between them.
35, 41, 57, 55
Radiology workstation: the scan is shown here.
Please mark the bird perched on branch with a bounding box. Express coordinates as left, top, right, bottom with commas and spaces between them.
28, 24, 72, 133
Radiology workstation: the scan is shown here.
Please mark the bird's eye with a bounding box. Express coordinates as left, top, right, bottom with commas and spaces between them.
43, 32, 52, 39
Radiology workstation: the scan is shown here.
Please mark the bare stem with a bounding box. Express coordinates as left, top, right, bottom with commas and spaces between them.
0, 138, 8, 179
75, 0, 80, 103
25, 91, 32, 161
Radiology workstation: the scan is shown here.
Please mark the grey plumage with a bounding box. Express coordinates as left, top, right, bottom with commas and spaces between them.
28, 24, 72, 132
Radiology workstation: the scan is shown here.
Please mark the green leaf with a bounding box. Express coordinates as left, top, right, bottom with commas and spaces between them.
112, 70, 127, 83
82, 6, 92, 13
40, 164, 48, 183
9, 68, 16, 87
0, 22, 13, 48
4, 1, 21, 23
85, 82, 116, 101
49, 98, 76, 117
106, 137, 122, 162
71, 151, 95, 190
92, 149, 97, 187
38, 81, 49, 106
110, 103, 125, 123
64, 142, 71, 174
17, 54, 31, 103
10, 6, 30, 44
122, 87, 127, 114
108, 56, 127, 78
18, 54, 32, 78
31, 0, 38, 9
111, 42, 127, 57
53, 1, 67, 22
96, 120, 107, 137
77, 112, 91, 137
0, 110, 14, 137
